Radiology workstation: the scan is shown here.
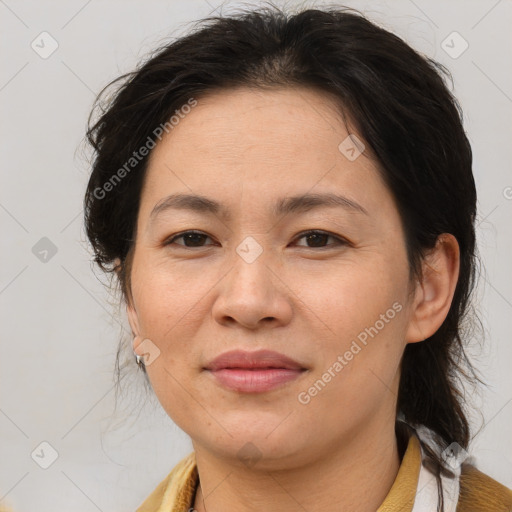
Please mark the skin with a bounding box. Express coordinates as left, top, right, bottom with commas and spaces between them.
124, 87, 460, 512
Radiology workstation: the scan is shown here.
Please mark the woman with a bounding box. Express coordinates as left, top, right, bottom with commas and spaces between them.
83, 5, 512, 512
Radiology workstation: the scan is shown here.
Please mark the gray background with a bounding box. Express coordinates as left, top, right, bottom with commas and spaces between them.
1, 0, 511, 510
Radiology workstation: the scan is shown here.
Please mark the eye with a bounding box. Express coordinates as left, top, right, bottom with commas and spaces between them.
164, 230, 215, 248
293, 230, 348, 249
163, 229, 349, 250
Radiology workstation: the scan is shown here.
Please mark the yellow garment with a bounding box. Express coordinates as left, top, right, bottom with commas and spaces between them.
136, 433, 512, 512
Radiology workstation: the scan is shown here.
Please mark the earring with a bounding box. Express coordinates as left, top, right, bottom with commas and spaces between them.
133, 335, 145, 368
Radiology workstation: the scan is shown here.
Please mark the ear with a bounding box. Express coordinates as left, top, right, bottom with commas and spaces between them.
405, 233, 460, 344
114, 256, 138, 335
126, 300, 141, 339
115, 256, 142, 352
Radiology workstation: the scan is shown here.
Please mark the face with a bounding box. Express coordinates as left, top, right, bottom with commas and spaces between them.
126, 87, 418, 469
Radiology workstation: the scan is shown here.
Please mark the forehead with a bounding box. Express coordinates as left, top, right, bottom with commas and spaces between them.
139, 86, 388, 220
153, 87, 359, 161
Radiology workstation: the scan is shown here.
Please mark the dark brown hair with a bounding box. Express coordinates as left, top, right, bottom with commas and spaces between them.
84, 5, 484, 509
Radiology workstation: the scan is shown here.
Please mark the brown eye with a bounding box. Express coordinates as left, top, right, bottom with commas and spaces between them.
165, 231, 214, 248
164, 229, 348, 250
294, 230, 347, 248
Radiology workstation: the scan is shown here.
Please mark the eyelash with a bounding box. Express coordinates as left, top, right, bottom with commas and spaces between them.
163, 229, 349, 250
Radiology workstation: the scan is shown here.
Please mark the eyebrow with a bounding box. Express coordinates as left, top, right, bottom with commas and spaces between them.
149, 192, 368, 224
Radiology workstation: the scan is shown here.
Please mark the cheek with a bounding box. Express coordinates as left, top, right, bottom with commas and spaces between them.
134, 270, 204, 424
293, 278, 407, 432
293, 257, 408, 338
133, 242, 410, 357
291, 256, 410, 393
133, 261, 216, 338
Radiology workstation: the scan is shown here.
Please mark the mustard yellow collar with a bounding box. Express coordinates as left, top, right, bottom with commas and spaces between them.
137, 433, 422, 512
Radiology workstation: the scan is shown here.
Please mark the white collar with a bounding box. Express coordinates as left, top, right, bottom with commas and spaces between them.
410, 424, 469, 512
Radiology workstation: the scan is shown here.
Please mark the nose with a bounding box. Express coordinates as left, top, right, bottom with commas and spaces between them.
211, 247, 293, 330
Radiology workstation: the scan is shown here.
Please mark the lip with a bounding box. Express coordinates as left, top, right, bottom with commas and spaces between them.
204, 349, 305, 371
204, 349, 307, 393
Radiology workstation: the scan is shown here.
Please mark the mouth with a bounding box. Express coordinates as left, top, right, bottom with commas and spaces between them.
205, 367, 307, 393
203, 349, 308, 393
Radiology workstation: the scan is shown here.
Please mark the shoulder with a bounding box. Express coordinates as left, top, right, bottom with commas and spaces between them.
136, 452, 198, 512
457, 463, 512, 512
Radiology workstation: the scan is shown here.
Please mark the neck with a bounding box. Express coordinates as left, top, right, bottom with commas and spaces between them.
192, 419, 403, 512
